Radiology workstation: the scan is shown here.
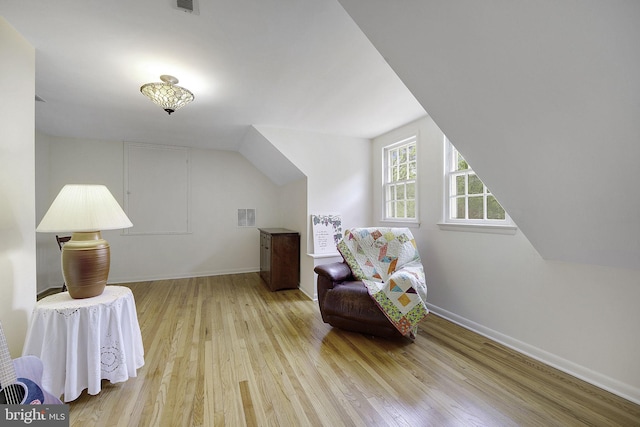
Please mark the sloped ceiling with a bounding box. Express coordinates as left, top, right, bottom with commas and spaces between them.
0, 0, 425, 150
339, 0, 640, 270
238, 126, 305, 186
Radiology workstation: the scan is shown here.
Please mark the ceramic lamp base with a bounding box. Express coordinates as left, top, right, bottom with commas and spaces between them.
61, 231, 110, 299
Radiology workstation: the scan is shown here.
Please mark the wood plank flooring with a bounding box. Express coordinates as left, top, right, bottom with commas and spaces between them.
67, 274, 640, 426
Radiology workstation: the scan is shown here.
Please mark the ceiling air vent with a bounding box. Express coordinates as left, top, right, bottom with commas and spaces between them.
175, 0, 199, 14
176, 0, 192, 12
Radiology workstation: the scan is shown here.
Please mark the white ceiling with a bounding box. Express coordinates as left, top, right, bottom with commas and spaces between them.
0, 0, 426, 150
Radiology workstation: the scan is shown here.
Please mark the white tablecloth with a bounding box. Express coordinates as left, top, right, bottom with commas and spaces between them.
22, 286, 145, 402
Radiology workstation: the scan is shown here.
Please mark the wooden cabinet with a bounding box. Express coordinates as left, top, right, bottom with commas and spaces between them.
259, 228, 300, 291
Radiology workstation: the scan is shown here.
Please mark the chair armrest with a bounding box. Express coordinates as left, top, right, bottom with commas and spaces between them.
314, 262, 353, 282
315, 262, 353, 317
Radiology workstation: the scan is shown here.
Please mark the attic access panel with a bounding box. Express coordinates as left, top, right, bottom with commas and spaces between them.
124, 143, 191, 235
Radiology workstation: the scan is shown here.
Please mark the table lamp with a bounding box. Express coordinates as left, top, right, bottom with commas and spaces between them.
36, 184, 133, 299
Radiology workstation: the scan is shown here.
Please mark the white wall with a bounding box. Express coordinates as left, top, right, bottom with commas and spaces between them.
374, 116, 640, 404
256, 127, 372, 298
277, 177, 309, 294
36, 135, 283, 289
0, 18, 36, 357
36, 127, 372, 301
35, 133, 57, 289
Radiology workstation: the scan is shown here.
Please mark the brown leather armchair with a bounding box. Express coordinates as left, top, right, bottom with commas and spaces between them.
314, 261, 405, 339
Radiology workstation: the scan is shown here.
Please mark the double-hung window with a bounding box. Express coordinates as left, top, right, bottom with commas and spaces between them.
383, 135, 417, 221
444, 138, 513, 227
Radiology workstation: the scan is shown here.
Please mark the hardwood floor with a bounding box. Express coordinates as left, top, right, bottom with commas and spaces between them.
67, 274, 640, 426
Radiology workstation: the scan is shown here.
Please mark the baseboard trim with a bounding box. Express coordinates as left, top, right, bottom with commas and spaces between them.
298, 287, 314, 301
107, 268, 260, 284
426, 303, 640, 405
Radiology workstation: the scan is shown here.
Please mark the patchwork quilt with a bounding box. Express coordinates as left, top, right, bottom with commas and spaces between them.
337, 227, 428, 337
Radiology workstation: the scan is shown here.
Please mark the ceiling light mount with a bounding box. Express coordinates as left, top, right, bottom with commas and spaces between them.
159, 74, 178, 85
140, 74, 194, 115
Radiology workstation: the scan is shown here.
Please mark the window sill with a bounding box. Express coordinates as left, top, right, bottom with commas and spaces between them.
437, 222, 517, 235
380, 219, 421, 228
306, 252, 341, 259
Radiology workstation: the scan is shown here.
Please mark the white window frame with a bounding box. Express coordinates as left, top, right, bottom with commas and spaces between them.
383, 135, 418, 223
441, 137, 516, 233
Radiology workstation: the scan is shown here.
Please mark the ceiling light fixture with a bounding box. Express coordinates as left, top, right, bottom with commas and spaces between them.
140, 74, 194, 115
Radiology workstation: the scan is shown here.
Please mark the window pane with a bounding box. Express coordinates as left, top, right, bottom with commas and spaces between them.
385, 137, 417, 220
406, 182, 415, 199
487, 195, 506, 219
456, 153, 469, 171
399, 147, 407, 164
469, 174, 483, 194
397, 201, 405, 218
455, 197, 465, 219
455, 175, 465, 196
407, 201, 416, 218
387, 202, 395, 218
408, 145, 416, 162
389, 152, 397, 177
408, 161, 416, 179
399, 163, 408, 180
397, 184, 405, 200
468, 196, 484, 219
391, 165, 398, 182
390, 149, 398, 165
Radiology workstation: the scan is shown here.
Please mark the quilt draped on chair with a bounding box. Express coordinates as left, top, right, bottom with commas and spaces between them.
337, 227, 428, 338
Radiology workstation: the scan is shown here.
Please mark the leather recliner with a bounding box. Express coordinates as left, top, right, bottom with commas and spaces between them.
314, 261, 405, 339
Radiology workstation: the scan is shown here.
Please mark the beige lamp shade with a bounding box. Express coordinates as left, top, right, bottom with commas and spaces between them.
37, 185, 133, 298
36, 184, 132, 232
